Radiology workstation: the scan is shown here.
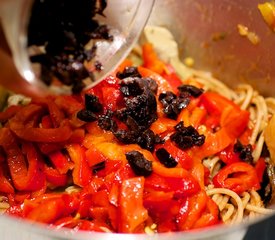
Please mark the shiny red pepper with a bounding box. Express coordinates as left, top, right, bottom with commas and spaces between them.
9, 104, 72, 143
23, 194, 79, 224
219, 144, 241, 165
48, 150, 73, 174
44, 166, 68, 187
118, 177, 148, 233
0, 128, 46, 192
0, 162, 14, 193
200, 92, 250, 138
213, 162, 260, 194
0, 105, 22, 123
66, 144, 92, 187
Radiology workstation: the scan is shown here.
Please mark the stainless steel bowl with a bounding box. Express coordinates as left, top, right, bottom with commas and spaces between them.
149, 0, 275, 97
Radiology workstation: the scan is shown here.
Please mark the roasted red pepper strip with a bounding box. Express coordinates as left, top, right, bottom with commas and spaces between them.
45, 166, 68, 187
213, 162, 260, 194
32, 97, 65, 127
200, 92, 237, 116
85, 145, 107, 167
145, 172, 200, 197
118, 177, 148, 233
26, 197, 66, 223
24, 194, 79, 224
176, 190, 208, 231
66, 144, 92, 187
0, 162, 14, 193
161, 64, 183, 93
0, 128, 46, 191
9, 104, 72, 142
142, 43, 167, 75
143, 190, 179, 232
48, 150, 73, 174
200, 92, 250, 138
54, 95, 83, 116
193, 198, 220, 229
0, 105, 22, 123
220, 106, 250, 139
192, 128, 233, 160
219, 144, 241, 165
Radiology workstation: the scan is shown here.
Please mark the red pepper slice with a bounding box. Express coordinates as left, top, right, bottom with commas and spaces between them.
0, 105, 22, 123
67, 144, 92, 187
26, 197, 66, 223
54, 95, 83, 116
193, 128, 233, 160
219, 144, 241, 165
212, 162, 260, 194
48, 150, 73, 174
9, 104, 72, 142
143, 190, 179, 232
161, 64, 183, 93
32, 97, 65, 127
176, 190, 208, 231
142, 43, 167, 75
0, 128, 46, 191
118, 177, 148, 233
85, 145, 107, 167
200, 92, 237, 116
200, 92, 250, 138
145, 172, 200, 197
45, 166, 68, 187
220, 106, 250, 139
193, 198, 220, 229
0, 162, 14, 193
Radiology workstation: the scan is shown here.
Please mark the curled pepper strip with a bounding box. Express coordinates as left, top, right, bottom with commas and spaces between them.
0, 162, 14, 193
9, 103, 72, 143
0, 128, 46, 191
66, 144, 92, 187
213, 162, 260, 194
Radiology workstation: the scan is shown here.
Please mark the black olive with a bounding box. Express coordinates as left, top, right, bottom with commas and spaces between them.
98, 111, 118, 132
233, 140, 253, 164
137, 129, 164, 152
85, 94, 103, 112
116, 66, 142, 79
178, 84, 204, 97
170, 121, 205, 150
159, 91, 190, 120
77, 109, 97, 122
156, 148, 178, 168
125, 151, 153, 177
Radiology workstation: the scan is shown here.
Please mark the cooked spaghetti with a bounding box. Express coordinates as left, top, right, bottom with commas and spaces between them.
0, 28, 274, 234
